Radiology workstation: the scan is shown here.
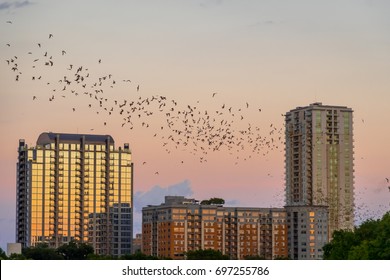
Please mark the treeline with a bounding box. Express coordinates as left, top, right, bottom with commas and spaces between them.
0, 241, 162, 260
324, 211, 390, 259
0, 244, 275, 260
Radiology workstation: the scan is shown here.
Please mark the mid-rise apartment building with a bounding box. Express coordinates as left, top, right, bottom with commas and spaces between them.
142, 196, 288, 260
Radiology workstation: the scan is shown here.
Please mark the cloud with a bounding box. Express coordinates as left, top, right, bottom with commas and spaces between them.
133, 180, 193, 211
0, 2, 11, 9
14, 0, 31, 8
225, 199, 240, 206
0, 1, 33, 10
132, 180, 193, 235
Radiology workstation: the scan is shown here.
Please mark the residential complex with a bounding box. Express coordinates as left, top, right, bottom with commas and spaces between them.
140, 103, 352, 260
16, 132, 133, 256
142, 196, 288, 260
285, 103, 354, 238
14, 102, 353, 259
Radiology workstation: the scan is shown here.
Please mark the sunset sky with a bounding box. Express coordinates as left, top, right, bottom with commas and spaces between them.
1, 0, 390, 250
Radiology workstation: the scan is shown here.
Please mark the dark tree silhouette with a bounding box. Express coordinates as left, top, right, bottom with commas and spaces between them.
200, 197, 225, 205
323, 211, 390, 260
0, 247, 8, 260
56, 241, 94, 260
23, 243, 63, 260
186, 249, 229, 260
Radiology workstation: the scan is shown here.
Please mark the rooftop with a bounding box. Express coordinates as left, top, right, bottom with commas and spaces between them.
36, 132, 115, 146
288, 103, 353, 113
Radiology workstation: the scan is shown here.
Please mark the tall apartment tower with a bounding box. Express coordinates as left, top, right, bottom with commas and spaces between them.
16, 132, 133, 257
285, 103, 354, 237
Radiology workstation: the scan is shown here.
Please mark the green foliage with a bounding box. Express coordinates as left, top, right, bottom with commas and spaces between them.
56, 241, 94, 260
8, 253, 27, 260
23, 243, 63, 260
186, 249, 229, 260
5, 242, 94, 260
0, 247, 8, 260
323, 230, 358, 260
200, 197, 225, 205
323, 212, 390, 260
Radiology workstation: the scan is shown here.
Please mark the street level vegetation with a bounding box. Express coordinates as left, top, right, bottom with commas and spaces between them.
0, 242, 163, 260
185, 249, 229, 260
323, 211, 390, 259
1, 212, 389, 260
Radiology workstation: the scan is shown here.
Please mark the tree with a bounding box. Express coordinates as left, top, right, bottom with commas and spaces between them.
323, 230, 358, 260
0, 247, 8, 260
186, 249, 229, 260
56, 241, 94, 260
200, 197, 225, 206
323, 211, 390, 260
23, 243, 63, 260
8, 253, 27, 260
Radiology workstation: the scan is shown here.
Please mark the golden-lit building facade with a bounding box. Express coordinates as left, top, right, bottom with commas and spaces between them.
142, 196, 288, 260
16, 132, 133, 256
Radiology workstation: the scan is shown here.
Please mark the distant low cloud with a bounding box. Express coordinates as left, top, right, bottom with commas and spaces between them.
0, 1, 32, 10
134, 180, 193, 211
132, 180, 193, 235
225, 199, 240, 206
0, 2, 11, 9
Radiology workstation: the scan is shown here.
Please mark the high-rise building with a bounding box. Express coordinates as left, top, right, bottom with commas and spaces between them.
16, 132, 133, 256
285, 103, 354, 238
142, 196, 288, 260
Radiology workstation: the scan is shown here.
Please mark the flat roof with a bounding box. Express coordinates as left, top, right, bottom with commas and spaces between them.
36, 132, 115, 146
287, 103, 353, 114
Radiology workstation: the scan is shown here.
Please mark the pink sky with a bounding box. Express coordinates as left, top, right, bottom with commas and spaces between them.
1, 0, 390, 249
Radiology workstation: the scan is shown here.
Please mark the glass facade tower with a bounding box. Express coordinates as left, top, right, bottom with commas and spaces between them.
16, 132, 133, 256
